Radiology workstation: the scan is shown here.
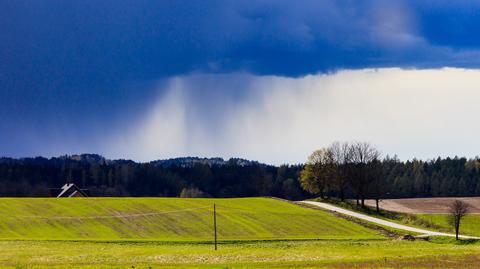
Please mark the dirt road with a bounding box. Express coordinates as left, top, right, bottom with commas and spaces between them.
301, 200, 480, 239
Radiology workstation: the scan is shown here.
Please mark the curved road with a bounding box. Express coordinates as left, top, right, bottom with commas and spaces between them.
301, 200, 480, 239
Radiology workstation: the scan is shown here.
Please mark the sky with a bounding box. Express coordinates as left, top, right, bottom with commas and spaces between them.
1, 0, 480, 164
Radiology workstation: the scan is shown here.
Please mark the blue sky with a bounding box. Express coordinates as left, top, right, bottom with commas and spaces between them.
2, 1, 480, 164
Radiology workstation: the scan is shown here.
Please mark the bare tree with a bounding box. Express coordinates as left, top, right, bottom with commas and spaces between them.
328, 142, 351, 201
448, 200, 470, 240
366, 159, 385, 212
348, 142, 380, 207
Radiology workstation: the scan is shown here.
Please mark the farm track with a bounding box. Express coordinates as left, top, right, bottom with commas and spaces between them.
302, 200, 480, 239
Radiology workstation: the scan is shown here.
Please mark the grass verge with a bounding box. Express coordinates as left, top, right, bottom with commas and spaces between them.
1, 239, 480, 268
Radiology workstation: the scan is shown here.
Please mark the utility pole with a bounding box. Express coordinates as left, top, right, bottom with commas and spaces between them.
213, 203, 217, 250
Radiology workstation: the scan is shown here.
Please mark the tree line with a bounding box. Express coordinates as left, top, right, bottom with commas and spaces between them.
0, 148, 479, 200
0, 156, 306, 199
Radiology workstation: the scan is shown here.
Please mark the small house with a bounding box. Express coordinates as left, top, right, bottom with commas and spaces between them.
50, 183, 89, 198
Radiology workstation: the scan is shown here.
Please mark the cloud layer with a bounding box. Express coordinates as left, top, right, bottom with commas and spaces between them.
105, 68, 480, 164
3, 1, 480, 160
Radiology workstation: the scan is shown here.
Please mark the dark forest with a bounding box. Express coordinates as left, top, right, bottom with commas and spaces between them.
0, 154, 479, 200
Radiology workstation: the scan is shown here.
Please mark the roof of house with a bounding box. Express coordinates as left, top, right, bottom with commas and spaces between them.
50, 183, 88, 197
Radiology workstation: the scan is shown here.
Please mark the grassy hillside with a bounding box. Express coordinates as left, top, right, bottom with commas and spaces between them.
0, 197, 382, 241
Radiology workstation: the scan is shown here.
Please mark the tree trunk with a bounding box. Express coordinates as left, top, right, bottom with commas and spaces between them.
456, 220, 460, 240
361, 198, 365, 207
356, 197, 359, 206
376, 199, 379, 213
340, 189, 345, 202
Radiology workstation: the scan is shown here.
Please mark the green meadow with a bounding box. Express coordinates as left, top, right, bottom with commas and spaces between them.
1, 197, 480, 268
0, 198, 381, 240
415, 214, 480, 237
1, 238, 480, 268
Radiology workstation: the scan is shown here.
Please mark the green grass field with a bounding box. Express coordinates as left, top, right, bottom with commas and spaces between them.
1, 238, 480, 268
0, 197, 382, 241
415, 214, 480, 237
2, 197, 480, 268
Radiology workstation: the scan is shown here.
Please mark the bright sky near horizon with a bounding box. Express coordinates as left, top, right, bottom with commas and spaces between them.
1, 1, 480, 164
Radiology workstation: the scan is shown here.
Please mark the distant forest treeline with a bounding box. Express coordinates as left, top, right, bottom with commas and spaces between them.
0, 154, 479, 199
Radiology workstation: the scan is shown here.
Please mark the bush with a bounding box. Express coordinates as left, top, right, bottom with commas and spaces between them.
179, 187, 210, 198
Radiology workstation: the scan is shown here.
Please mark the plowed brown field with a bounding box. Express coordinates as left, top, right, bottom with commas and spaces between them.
364, 197, 480, 214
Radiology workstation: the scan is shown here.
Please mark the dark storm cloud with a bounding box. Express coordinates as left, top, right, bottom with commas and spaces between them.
2, 0, 480, 158
3, 1, 480, 80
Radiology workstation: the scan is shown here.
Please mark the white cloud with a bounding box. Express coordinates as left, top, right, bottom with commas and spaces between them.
104, 68, 480, 165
